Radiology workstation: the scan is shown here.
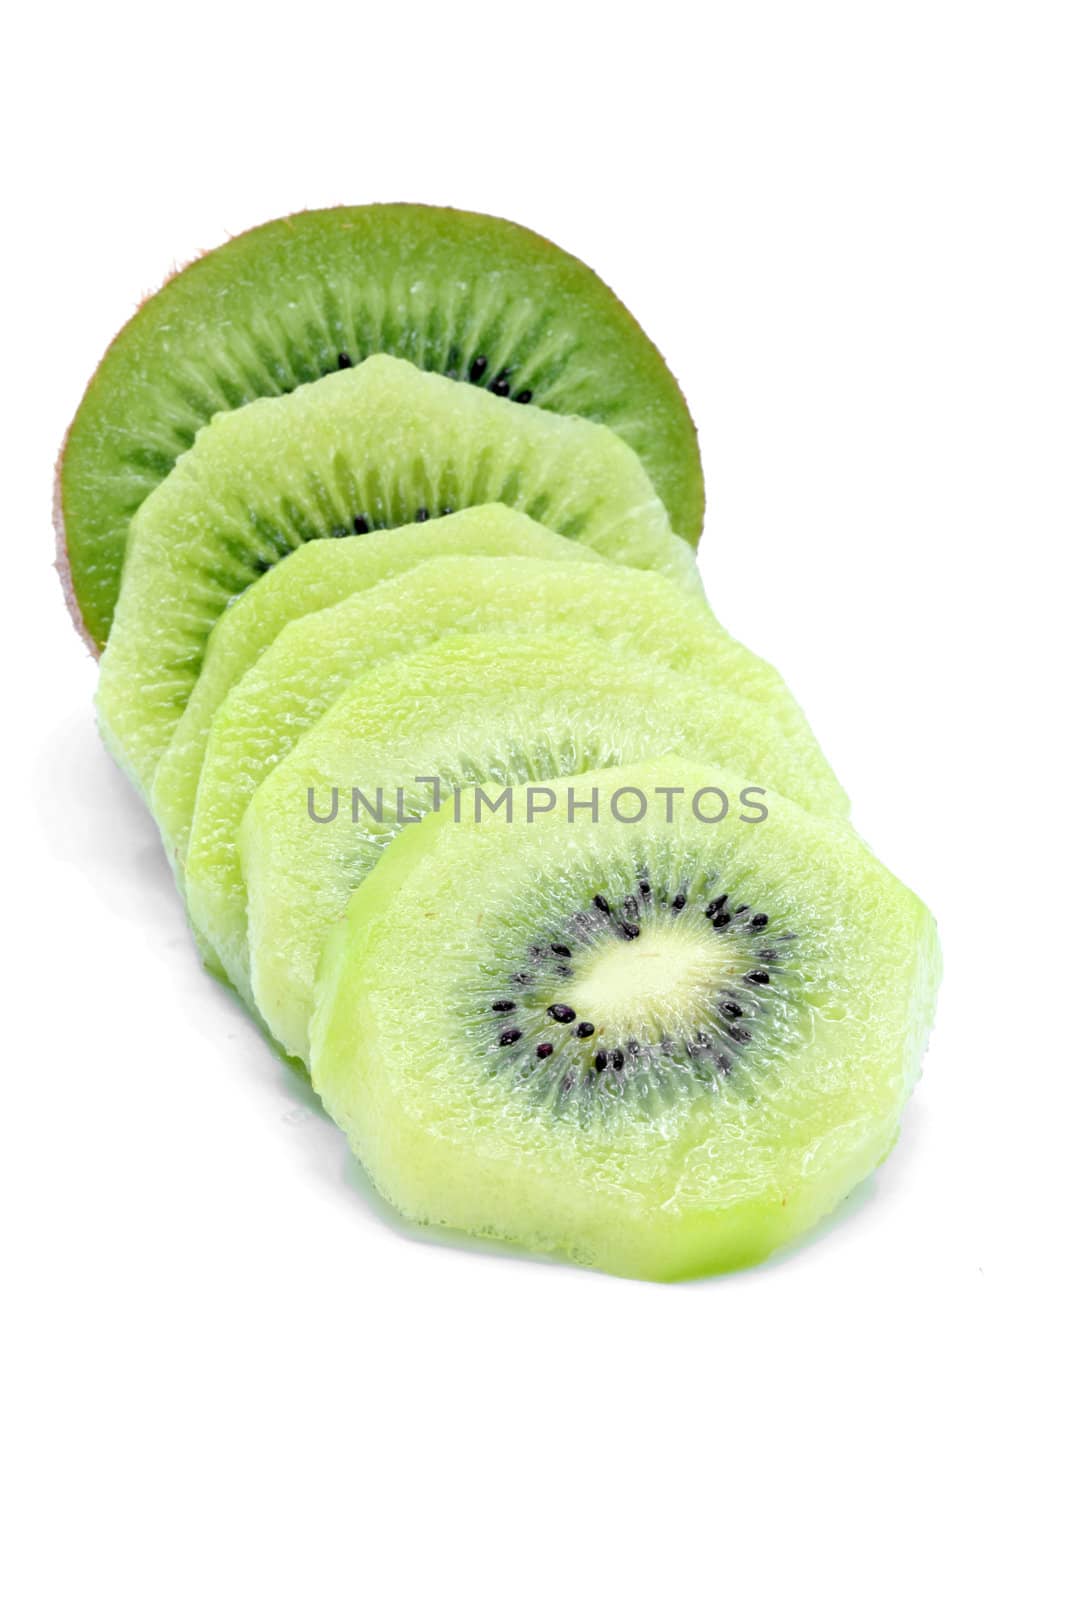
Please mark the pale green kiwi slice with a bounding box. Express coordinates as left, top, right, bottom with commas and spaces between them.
151, 505, 603, 866
184, 556, 846, 1014
309, 757, 941, 1281
96, 354, 701, 795
234, 632, 849, 1062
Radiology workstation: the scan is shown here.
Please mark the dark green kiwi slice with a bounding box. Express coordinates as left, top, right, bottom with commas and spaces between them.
233, 630, 848, 1061
310, 757, 941, 1281
57, 204, 704, 650
96, 356, 701, 795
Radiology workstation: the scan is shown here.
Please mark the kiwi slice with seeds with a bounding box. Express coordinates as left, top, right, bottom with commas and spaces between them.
57, 204, 704, 651
167, 547, 843, 881
151, 506, 603, 865
232, 631, 848, 1061
97, 355, 700, 795
309, 757, 940, 1280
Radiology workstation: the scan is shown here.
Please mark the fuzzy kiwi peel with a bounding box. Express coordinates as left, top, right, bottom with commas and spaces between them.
309, 757, 941, 1281
57, 203, 704, 650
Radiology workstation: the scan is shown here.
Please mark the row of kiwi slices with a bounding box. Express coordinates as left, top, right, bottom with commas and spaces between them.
59, 203, 940, 1280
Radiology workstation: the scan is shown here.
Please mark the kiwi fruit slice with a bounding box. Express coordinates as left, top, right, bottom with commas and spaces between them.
309, 757, 940, 1280
57, 204, 704, 651
167, 547, 843, 880
231, 632, 849, 1061
183, 555, 845, 998
96, 355, 700, 794
151, 506, 603, 864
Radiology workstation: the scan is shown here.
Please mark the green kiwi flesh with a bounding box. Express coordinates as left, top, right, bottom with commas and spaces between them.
151, 506, 603, 866
96, 355, 700, 794
169, 547, 844, 889
57, 203, 704, 650
232, 630, 849, 1061
309, 757, 941, 1281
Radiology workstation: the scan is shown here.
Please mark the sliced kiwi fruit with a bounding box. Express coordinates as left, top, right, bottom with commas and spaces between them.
96, 355, 701, 795
151, 506, 603, 863
168, 547, 843, 882
309, 757, 940, 1280
57, 204, 704, 651
230, 632, 849, 1061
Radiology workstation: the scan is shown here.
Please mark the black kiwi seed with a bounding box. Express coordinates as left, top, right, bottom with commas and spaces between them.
727, 1024, 751, 1044
337, 351, 353, 369
352, 515, 370, 535
720, 1000, 743, 1019
746, 970, 771, 986
594, 1050, 608, 1071
414, 508, 430, 522
705, 894, 727, 917
489, 373, 511, 397
672, 893, 687, 911
620, 922, 641, 941
469, 355, 488, 382
712, 913, 731, 929
750, 913, 769, 929
514, 389, 533, 404
499, 1028, 522, 1047
536, 1042, 554, 1060
594, 895, 611, 915
550, 943, 572, 958
610, 1049, 625, 1070
548, 1004, 577, 1023
492, 999, 516, 1013
575, 1022, 595, 1039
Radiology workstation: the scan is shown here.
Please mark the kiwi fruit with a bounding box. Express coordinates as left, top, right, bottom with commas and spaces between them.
231, 632, 850, 1061
168, 546, 843, 884
57, 204, 704, 651
96, 355, 701, 794
182, 554, 845, 996
151, 506, 603, 864
309, 757, 940, 1280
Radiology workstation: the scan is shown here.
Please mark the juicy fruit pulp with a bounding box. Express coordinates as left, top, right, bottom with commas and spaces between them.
57, 203, 704, 649
232, 631, 848, 1062
310, 759, 941, 1281
182, 549, 846, 980
96, 355, 700, 793
151, 506, 603, 864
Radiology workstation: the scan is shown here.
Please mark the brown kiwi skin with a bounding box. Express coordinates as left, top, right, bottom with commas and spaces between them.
54, 203, 705, 653
52, 425, 98, 658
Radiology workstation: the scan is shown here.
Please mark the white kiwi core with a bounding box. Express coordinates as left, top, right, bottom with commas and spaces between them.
565, 925, 732, 1038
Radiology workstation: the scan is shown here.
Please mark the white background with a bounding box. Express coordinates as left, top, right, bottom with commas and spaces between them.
4, 4, 1064, 1595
